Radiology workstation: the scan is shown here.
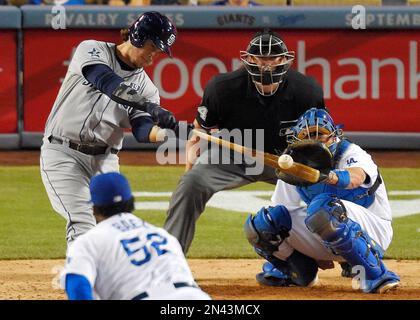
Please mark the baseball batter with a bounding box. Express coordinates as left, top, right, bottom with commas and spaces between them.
245, 108, 400, 293
61, 172, 211, 300
40, 12, 178, 244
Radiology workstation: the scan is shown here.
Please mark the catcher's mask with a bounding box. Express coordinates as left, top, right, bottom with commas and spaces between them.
288, 108, 343, 155
240, 29, 295, 96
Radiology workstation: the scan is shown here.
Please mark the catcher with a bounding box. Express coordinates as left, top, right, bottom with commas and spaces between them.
244, 108, 400, 293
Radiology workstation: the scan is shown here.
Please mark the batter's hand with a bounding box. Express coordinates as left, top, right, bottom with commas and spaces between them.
185, 134, 200, 172
151, 106, 177, 130
110, 82, 177, 129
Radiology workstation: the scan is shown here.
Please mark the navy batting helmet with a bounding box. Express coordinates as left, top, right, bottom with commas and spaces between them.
129, 11, 177, 57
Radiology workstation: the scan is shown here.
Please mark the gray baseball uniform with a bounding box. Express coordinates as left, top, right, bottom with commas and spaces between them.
40, 40, 158, 244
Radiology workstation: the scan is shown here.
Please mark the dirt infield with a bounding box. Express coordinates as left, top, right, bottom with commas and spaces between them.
0, 259, 418, 300
1, 150, 420, 167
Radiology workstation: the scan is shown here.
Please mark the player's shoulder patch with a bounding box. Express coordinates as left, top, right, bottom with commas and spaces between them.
78, 40, 105, 59
197, 105, 208, 121
339, 143, 372, 168
346, 157, 359, 166
88, 47, 101, 58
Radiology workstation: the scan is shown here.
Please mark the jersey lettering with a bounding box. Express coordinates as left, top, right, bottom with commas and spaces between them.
147, 233, 168, 256
112, 218, 142, 232
120, 233, 169, 267
346, 158, 358, 166
82, 80, 94, 87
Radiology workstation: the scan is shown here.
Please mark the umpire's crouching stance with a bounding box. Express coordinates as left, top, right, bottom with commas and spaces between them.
164, 29, 325, 253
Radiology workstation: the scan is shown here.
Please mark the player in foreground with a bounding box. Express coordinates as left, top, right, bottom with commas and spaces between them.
61, 172, 211, 300
244, 108, 400, 293
40, 11, 179, 245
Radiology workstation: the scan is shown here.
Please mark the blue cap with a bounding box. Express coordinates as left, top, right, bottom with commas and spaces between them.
89, 172, 132, 207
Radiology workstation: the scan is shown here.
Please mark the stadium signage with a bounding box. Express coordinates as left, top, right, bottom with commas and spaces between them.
297, 40, 420, 100
277, 14, 306, 27
20, 6, 420, 29
0, 31, 18, 134
45, 13, 119, 27
345, 12, 420, 28
216, 14, 256, 27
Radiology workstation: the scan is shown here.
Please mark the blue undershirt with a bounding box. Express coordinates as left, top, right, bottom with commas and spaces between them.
81, 63, 154, 143
65, 273, 93, 300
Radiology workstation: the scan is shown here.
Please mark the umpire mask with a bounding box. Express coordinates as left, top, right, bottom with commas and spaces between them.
240, 30, 295, 96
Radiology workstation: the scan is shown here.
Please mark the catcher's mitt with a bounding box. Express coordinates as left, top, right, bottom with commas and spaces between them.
276, 140, 333, 187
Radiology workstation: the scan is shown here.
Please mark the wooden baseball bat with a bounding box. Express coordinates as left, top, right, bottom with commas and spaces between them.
192, 129, 321, 184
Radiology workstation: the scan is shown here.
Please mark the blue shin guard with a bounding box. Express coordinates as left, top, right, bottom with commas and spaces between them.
244, 205, 318, 288
305, 193, 400, 293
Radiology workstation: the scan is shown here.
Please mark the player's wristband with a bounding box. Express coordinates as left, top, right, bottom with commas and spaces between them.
332, 169, 351, 188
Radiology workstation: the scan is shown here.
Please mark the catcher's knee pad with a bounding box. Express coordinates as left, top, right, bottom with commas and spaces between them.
305, 193, 400, 292
244, 205, 291, 258
305, 193, 348, 241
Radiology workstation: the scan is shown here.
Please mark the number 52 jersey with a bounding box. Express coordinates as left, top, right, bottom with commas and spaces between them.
61, 213, 205, 300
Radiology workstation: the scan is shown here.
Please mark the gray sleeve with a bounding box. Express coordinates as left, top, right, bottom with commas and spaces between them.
68, 40, 111, 76
128, 71, 161, 121
140, 71, 160, 104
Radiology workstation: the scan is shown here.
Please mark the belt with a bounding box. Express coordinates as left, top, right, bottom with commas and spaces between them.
48, 135, 119, 156
131, 282, 198, 300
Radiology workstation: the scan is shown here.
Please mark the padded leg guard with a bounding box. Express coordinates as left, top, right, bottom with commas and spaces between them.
305, 193, 400, 293
256, 261, 291, 287
256, 251, 319, 288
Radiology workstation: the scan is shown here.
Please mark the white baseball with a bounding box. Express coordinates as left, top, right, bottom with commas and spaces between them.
278, 154, 293, 169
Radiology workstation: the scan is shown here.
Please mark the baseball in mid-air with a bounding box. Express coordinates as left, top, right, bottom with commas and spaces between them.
278, 154, 293, 169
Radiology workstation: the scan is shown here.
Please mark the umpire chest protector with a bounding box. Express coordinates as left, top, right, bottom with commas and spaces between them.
196, 68, 325, 154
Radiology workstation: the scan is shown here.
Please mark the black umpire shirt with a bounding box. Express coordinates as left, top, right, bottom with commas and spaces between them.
195, 67, 325, 155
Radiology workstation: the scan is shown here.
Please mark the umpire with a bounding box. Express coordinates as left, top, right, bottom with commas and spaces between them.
164, 29, 325, 253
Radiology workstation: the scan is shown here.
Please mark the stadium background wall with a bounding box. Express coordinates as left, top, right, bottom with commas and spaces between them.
0, 5, 419, 150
